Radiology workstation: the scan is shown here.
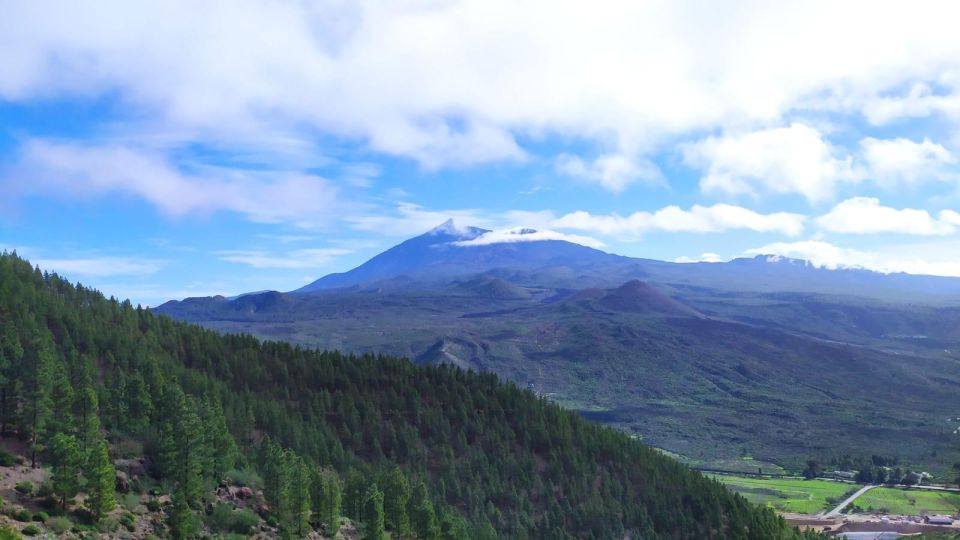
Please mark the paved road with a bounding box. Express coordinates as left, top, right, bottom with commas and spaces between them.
824, 485, 877, 517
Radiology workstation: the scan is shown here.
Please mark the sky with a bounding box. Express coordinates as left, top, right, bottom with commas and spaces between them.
4, 1, 960, 305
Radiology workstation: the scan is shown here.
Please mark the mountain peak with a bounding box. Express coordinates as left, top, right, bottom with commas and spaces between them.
427, 218, 476, 237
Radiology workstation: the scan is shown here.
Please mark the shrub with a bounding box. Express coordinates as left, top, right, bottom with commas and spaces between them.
13, 509, 32, 522
120, 511, 136, 531
31, 511, 48, 523
146, 499, 161, 512
0, 449, 17, 467
230, 508, 259, 535
19, 525, 39, 537
120, 493, 140, 511
0, 525, 19, 540
46, 516, 73, 534
207, 503, 234, 531
225, 469, 261, 488
96, 517, 119, 533
207, 504, 259, 535
35, 483, 53, 499
14, 482, 33, 496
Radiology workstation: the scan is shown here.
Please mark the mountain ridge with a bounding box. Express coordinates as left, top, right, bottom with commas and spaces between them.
284, 221, 960, 302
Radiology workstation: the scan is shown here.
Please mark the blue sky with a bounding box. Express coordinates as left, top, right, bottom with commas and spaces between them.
4, 1, 960, 305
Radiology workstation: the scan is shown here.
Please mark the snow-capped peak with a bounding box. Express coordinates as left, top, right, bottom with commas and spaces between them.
427, 218, 475, 237
452, 227, 605, 249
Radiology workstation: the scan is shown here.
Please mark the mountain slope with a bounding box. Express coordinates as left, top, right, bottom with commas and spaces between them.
157, 274, 960, 473
297, 220, 629, 292
156, 222, 960, 474
0, 253, 820, 539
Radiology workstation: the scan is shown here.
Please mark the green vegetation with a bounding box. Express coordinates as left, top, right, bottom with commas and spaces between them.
0, 251, 825, 538
855, 487, 960, 515
709, 475, 858, 514
158, 273, 960, 475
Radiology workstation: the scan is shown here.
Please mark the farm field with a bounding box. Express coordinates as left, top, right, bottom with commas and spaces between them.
708, 474, 857, 514
855, 487, 960, 515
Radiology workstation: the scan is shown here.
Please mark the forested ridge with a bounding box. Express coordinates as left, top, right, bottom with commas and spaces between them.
0, 253, 821, 539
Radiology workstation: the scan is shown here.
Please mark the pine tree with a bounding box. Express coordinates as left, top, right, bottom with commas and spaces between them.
105, 367, 127, 432
439, 509, 469, 540
125, 373, 152, 434
49, 432, 82, 508
312, 469, 342, 534
86, 437, 116, 522
382, 465, 410, 537
157, 420, 177, 479
168, 487, 199, 539
201, 398, 237, 479
164, 385, 205, 507
48, 363, 75, 437
288, 455, 312, 538
0, 322, 23, 435
262, 439, 292, 527
364, 484, 386, 540
409, 480, 440, 540
73, 384, 100, 453
21, 334, 54, 467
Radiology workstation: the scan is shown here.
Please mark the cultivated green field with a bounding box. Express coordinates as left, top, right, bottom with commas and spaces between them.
855, 487, 960, 515
709, 475, 858, 514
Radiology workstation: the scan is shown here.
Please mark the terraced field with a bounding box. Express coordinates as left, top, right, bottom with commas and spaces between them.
710, 475, 858, 514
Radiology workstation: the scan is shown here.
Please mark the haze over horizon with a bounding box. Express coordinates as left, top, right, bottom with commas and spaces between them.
6, 1, 960, 305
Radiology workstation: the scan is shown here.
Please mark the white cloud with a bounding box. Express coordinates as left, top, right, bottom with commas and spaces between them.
674, 253, 724, 263
347, 203, 497, 237
816, 197, 959, 235
863, 82, 960, 125
217, 248, 352, 269
553, 204, 806, 237
453, 228, 604, 249
555, 153, 662, 192
6, 2, 960, 173
4, 139, 340, 226
859, 137, 955, 187
32, 257, 166, 278
683, 123, 858, 201
745, 240, 960, 277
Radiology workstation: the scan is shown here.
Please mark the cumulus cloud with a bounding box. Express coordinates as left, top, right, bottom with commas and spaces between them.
816, 197, 960, 235
555, 153, 662, 192
553, 204, 806, 237
683, 124, 858, 201
859, 137, 955, 187
3, 139, 340, 226
745, 240, 960, 277
452, 228, 605, 249
6, 2, 960, 173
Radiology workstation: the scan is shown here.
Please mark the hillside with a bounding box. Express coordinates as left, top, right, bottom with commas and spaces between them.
158, 275, 960, 475
0, 252, 822, 539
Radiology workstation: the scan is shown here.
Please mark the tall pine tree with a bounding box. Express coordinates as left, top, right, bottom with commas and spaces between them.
49, 433, 82, 508
409, 480, 440, 540
364, 484, 386, 540
86, 437, 116, 522
382, 466, 410, 538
